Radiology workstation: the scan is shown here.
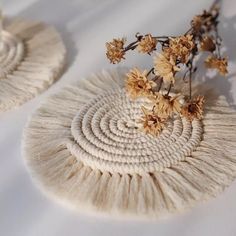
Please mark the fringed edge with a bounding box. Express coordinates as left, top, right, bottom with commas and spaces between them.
0, 19, 66, 112
22, 68, 236, 218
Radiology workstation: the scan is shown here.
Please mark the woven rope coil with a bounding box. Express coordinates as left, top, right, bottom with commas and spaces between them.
68, 89, 203, 174
0, 31, 24, 78
23, 69, 236, 218
0, 19, 66, 112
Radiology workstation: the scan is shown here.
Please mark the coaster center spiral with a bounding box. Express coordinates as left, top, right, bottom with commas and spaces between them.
0, 31, 25, 79
67, 89, 203, 174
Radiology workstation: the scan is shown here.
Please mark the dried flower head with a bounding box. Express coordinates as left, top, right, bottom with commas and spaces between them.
181, 96, 205, 121
200, 36, 216, 52
191, 15, 203, 33
137, 34, 157, 54
106, 38, 126, 64
166, 34, 195, 63
205, 56, 228, 75
139, 107, 166, 136
126, 68, 156, 99
152, 93, 182, 118
154, 53, 180, 84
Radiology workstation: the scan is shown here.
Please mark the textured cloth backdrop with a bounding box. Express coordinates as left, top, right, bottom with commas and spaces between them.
1, 0, 236, 235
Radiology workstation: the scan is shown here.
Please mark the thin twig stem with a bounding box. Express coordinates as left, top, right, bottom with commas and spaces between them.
147, 68, 154, 76
123, 40, 139, 52
158, 78, 163, 92
166, 83, 172, 96
153, 36, 171, 39
214, 27, 222, 58
183, 70, 189, 82
189, 66, 192, 99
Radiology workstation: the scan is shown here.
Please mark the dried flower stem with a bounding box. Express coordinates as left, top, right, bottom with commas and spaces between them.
166, 83, 172, 96
215, 28, 222, 58
189, 63, 193, 99
124, 41, 139, 52
183, 70, 189, 82
147, 67, 154, 76
158, 78, 163, 92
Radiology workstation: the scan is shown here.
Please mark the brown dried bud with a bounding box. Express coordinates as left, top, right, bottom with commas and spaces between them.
200, 36, 216, 52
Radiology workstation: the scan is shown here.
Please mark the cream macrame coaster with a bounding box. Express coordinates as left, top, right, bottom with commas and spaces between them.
0, 19, 66, 112
23, 69, 236, 218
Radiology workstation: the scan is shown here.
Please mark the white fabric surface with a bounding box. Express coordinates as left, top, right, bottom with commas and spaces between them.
1, 0, 236, 235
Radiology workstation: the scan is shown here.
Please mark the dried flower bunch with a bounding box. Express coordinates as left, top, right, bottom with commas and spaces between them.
105, 4, 228, 136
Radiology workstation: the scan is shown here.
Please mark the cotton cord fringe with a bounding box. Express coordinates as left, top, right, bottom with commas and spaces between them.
23, 69, 236, 218
0, 19, 66, 112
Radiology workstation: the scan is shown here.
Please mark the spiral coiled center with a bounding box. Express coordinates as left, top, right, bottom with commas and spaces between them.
67, 89, 203, 174
0, 31, 24, 79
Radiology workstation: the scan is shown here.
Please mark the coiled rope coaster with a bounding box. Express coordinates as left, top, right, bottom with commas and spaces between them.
0, 19, 66, 112
23, 69, 236, 218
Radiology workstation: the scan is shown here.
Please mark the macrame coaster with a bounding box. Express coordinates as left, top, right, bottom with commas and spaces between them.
23, 69, 236, 218
0, 19, 66, 112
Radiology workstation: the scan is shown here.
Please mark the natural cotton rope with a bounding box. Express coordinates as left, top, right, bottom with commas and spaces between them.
23, 69, 236, 218
69, 89, 203, 174
0, 19, 66, 112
